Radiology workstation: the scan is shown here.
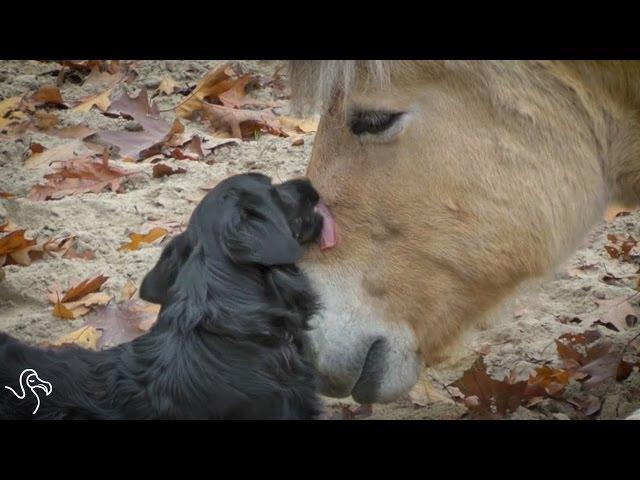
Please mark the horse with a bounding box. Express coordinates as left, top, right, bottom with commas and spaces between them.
289, 61, 640, 418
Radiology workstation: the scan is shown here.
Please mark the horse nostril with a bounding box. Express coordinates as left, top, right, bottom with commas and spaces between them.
351, 339, 386, 403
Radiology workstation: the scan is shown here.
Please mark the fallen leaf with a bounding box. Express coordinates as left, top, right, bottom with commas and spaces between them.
93, 89, 181, 160
47, 125, 96, 140
0, 220, 19, 232
45, 236, 96, 260
29, 85, 65, 108
583, 297, 640, 332
451, 357, 528, 419
567, 263, 598, 279
55, 274, 109, 303
279, 115, 320, 135
118, 227, 168, 251
552, 329, 637, 390
0, 96, 29, 130
218, 74, 263, 108
604, 234, 639, 263
155, 77, 179, 96
87, 300, 159, 349
34, 111, 59, 130
23, 141, 85, 169
167, 131, 239, 156
0, 230, 34, 256
566, 393, 602, 417
525, 365, 575, 398
53, 299, 79, 319
48, 276, 111, 319
73, 86, 116, 112
0, 229, 45, 266
604, 203, 631, 222
331, 403, 373, 420
27, 156, 134, 201
44, 325, 101, 350
152, 163, 187, 178
202, 103, 285, 139
119, 280, 137, 301
169, 148, 199, 161
84, 65, 120, 87
605, 245, 620, 259
578, 352, 633, 389
62, 292, 112, 311
175, 63, 236, 119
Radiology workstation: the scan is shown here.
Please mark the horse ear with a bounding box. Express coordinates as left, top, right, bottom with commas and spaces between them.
221, 191, 302, 266
139, 233, 192, 304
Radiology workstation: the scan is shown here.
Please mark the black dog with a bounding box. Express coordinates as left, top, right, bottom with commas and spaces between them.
0, 173, 323, 419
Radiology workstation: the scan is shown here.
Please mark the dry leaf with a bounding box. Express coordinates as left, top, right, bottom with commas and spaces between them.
87, 300, 160, 349
0, 96, 29, 130
94, 89, 181, 160
29, 85, 65, 107
155, 77, 179, 96
167, 131, 239, 155
525, 366, 575, 398
73, 86, 116, 112
175, 63, 236, 119
34, 111, 59, 130
218, 74, 263, 108
0, 220, 19, 232
45, 236, 95, 260
577, 297, 640, 332
279, 115, 320, 135
72, 63, 130, 112
202, 103, 284, 139
54, 274, 109, 303
119, 280, 137, 301
0, 230, 35, 256
47, 125, 96, 140
44, 325, 101, 350
0, 229, 46, 266
48, 275, 111, 319
152, 163, 187, 178
84, 66, 120, 87
118, 227, 168, 251
604, 203, 631, 222
53, 300, 78, 319
451, 357, 528, 419
27, 156, 133, 201
23, 141, 85, 169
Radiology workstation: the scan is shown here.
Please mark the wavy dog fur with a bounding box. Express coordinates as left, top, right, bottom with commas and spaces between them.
0, 173, 323, 419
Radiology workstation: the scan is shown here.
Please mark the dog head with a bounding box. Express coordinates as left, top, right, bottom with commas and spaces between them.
139, 173, 323, 305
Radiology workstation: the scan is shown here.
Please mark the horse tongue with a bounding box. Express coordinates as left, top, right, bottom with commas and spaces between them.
314, 201, 337, 250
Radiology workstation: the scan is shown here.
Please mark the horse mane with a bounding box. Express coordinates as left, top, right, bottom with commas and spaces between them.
288, 60, 395, 114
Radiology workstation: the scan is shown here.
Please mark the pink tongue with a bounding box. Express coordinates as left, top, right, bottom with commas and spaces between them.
314, 201, 338, 250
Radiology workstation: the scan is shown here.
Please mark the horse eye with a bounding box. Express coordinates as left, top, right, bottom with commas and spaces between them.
348, 110, 405, 136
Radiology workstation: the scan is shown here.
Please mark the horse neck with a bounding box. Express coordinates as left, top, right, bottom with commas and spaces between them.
565, 61, 640, 206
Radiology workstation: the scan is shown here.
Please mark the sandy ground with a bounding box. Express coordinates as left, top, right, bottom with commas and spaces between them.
1, 60, 639, 420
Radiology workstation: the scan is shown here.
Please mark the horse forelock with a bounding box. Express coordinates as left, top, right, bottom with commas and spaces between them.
288, 60, 408, 114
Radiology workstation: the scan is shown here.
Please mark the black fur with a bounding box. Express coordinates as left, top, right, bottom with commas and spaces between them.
0, 173, 323, 419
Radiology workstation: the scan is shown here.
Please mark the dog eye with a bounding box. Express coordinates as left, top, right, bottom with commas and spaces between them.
348, 109, 407, 142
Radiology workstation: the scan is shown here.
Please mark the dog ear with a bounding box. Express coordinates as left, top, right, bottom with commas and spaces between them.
139, 233, 192, 304
222, 191, 302, 266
